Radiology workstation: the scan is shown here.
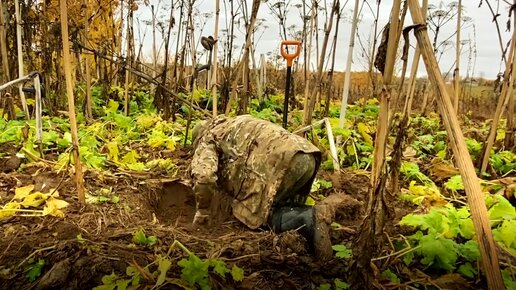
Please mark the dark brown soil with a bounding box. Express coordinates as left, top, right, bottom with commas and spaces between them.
0, 144, 484, 290
0, 146, 368, 290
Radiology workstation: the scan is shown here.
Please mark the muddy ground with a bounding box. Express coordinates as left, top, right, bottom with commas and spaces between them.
0, 146, 477, 290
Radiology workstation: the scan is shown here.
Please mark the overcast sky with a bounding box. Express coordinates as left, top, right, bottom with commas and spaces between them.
131, 0, 513, 79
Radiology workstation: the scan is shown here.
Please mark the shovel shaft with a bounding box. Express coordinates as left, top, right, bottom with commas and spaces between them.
283, 66, 292, 128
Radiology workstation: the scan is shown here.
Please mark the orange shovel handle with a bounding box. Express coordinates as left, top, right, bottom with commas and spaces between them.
280, 40, 302, 67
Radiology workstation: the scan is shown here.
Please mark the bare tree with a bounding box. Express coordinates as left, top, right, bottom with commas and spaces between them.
304, 0, 339, 125
339, 0, 360, 127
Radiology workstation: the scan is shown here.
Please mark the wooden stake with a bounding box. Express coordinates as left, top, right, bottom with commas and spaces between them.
324, 118, 340, 171
407, 1, 504, 288
151, 5, 157, 94
453, 0, 462, 113
211, 0, 220, 116
83, 0, 92, 120
302, 1, 316, 123
60, 0, 85, 203
34, 74, 42, 143
0, 0, 9, 82
124, 0, 134, 116
14, 0, 29, 118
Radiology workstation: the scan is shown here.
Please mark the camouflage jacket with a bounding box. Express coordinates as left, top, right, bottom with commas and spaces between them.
189, 115, 321, 229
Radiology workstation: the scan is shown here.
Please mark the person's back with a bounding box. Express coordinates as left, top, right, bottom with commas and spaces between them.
191, 115, 321, 228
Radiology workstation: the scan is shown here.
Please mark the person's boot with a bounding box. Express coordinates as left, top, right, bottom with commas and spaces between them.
269, 206, 333, 262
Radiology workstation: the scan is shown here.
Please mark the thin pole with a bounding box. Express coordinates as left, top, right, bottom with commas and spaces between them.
339, 0, 359, 128
453, 0, 461, 113
60, 0, 85, 203
14, 0, 29, 118
211, 0, 220, 116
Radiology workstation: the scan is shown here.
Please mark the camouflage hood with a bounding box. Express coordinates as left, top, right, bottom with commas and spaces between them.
189, 114, 321, 229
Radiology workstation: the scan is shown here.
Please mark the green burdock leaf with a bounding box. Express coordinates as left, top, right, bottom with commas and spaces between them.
178, 254, 210, 288
444, 175, 464, 192
101, 272, 118, 285
381, 269, 400, 284
400, 209, 449, 236
502, 269, 516, 290
335, 278, 349, 290
209, 259, 229, 278
458, 263, 477, 278
465, 138, 482, 156
332, 244, 352, 259
132, 229, 157, 246
92, 272, 117, 290
457, 240, 480, 262
231, 265, 244, 282
156, 256, 172, 286
26, 259, 45, 282
493, 220, 516, 254
79, 146, 106, 169
417, 234, 458, 272
488, 195, 516, 221
57, 132, 72, 148
42, 130, 60, 145
459, 218, 475, 239
403, 250, 414, 266
115, 279, 130, 290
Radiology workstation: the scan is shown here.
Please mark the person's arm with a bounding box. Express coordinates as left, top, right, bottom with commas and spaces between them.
190, 141, 219, 225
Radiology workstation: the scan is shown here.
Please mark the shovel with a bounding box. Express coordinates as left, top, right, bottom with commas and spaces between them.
280, 40, 302, 129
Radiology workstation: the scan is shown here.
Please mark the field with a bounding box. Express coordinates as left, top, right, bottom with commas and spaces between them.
0, 92, 514, 289
1, 0, 516, 289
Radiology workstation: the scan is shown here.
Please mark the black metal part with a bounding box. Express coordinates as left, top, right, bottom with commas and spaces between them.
283, 66, 292, 129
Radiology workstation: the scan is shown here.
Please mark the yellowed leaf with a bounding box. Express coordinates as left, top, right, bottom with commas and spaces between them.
357, 122, 373, 145
42, 197, 69, 218
21, 192, 49, 208
305, 196, 316, 206
166, 140, 176, 151
14, 185, 35, 200
0, 202, 21, 219
43, 206, 64, 218
46, 197, 69, 209
48, 189, 60, 197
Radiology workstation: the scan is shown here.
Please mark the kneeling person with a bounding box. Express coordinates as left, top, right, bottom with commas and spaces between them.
189, 115, 332, 260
